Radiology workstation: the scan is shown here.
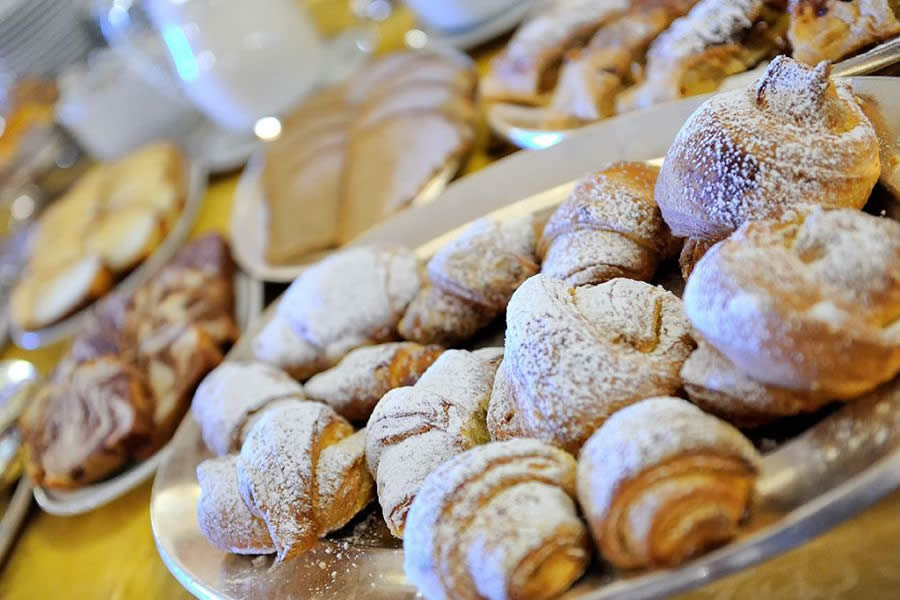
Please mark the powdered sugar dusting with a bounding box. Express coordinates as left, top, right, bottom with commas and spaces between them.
403, 439, 583, 600
492, 275, 695, 453
576, 397, 760, 526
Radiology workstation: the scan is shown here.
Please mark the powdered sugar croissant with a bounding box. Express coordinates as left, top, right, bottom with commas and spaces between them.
578, 397, 760, 569
404, 439, 589, 600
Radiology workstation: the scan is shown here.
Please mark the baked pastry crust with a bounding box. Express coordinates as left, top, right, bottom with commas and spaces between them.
577, 397, 760, 569
539, 162, 679, 287
365, 348, 502, 538
684, 208, 900, 399
488, 275, 695, 453
788, 0, 900, 64
404, 439, 589, 600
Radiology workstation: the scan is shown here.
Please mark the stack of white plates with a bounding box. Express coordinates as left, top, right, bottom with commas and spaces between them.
0, 0, 95, 78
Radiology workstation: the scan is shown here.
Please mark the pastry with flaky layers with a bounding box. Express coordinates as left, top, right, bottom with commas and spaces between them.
398, 216, 539, 347
684, 208, 900, 400
488, 275, 695, 454
404, 439, 589, 600
306, 342, 444, 422
253, 245, 422, 379
578, 397, 760, 569
366, 348, 502, 538
788, 0, 900, 65
539, 162, 680, 287
655, 56, 881, 277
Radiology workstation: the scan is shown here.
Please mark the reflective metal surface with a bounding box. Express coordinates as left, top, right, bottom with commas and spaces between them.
488, 38, 900, 150
9, 161, 209, 349
153, 78, 900, 600
33, 270, 263, 516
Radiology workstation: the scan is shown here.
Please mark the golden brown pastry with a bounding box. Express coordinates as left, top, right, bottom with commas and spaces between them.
577, 396, 761, 569
481, 0, 629, 105
684, 208, 900, 399
682, 343, 833, 427
20, 358, 154, 489
253, 245, 422, 379
305, 342, 444, 422
365, 348, 502, 538
236, 402, 373, 562
548, 0, 700, 124
655, 56, 881, 277
539, 162, 679, 287
788, 0, 900, 64
192, 361, 307, 456
404, 439, 589, 600
617, 0, 788, 112
488, 275, 695, 454
399, 217, 539, 346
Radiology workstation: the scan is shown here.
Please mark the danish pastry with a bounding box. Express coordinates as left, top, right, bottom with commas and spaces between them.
788, 0, 900, 64
404, 439, 589, 600
305, 342, 444, 422
489, 275, 694, 453
365, 348, 502, 538
539, 162, 679, 287
578, 397, 761, 569
398, 217, 539, 346
684, 208, 900, 399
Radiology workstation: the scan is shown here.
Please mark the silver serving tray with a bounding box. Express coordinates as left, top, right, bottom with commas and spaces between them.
33, 270, 263, 516
153, 77, 900, 600
488, 37, 900, 150
10, 160, 208, 349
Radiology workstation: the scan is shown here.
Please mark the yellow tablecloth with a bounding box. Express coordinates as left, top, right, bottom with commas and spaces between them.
3, 5, 900, 599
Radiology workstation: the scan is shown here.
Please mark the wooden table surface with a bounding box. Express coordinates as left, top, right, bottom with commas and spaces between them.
2, 4, 900, 599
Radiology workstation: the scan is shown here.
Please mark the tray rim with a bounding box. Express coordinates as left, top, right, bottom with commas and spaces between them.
154, 76, 900, 600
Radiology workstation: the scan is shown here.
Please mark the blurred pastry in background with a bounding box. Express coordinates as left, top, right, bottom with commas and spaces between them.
788, 0, 900, 64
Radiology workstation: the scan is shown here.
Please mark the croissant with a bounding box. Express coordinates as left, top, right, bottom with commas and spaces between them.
404, 439, 589, 600
539, 162, 679, 287
682, 344, 833, 427
655, 56, 881, 276
235, 402, 373, 562
365, 348, 502, 538
21, 358, 154, 489
616, 0, 788, 113
684, 209, 900, 399
398, 217, 539, 347
488, 276, 694, 454
253, 245, 422, 379
192, 361, 307, 456
578, 397, 761, 569
305, 342, 444, 422
788, 0, 900, 65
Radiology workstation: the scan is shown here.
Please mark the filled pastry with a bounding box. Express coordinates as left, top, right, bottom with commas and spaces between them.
539, 162, 679, 287
192, 361, 307, 456
398, 216, 539, 346
365, 348, 502, 538
577, 397, 761, 568
253, 244, 422, 379
655, 56, 881, 276
233, 402, 373, 562
488, 275, 694, 453
305, 342, 444, 422
788, 0, 900, 64
684, 208, 900, 399
482, 0, 629, 105
404, 439, 589, 600
616, 0, 789, 112
681, 343, 832, 427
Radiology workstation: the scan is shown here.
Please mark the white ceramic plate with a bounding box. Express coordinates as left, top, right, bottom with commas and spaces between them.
32, 269, 263, 517
418, 0, 537, 51
154, 77, 900, 600
10, 161, 208, 350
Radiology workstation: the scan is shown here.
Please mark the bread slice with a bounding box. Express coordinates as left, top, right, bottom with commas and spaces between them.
366, 56, 477, 100
339, 112, 473, 243
344, 51, 422, 104
355, 81, 477, 131
86, 207, 165, 272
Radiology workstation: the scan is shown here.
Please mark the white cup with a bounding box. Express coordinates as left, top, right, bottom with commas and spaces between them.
405, 0, 520, 32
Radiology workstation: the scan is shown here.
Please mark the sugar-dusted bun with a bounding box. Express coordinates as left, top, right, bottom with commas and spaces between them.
684, 209, 900, 399
578, 397, 761, 569
488, 275, 695, 453
655, 56, 880, 252
681, 344, 833, 427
